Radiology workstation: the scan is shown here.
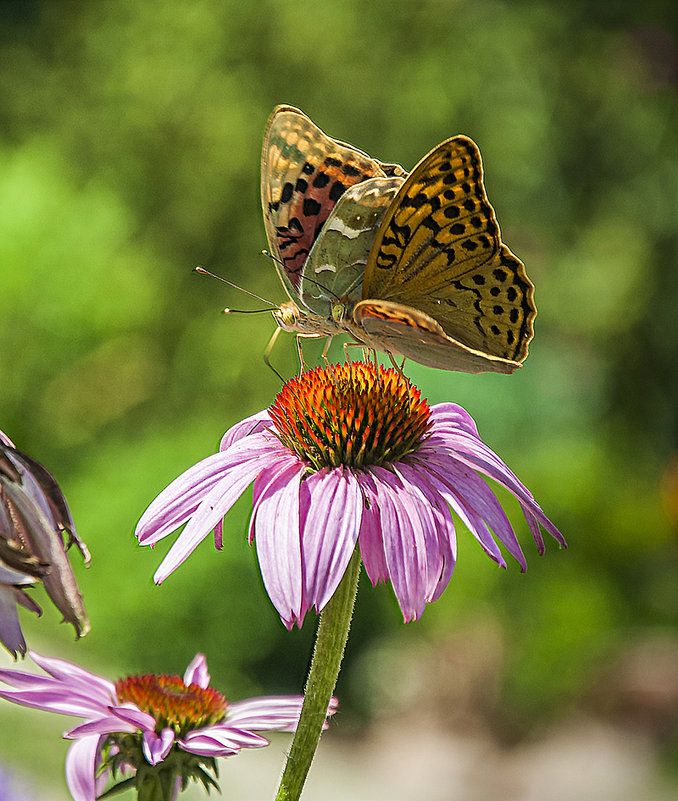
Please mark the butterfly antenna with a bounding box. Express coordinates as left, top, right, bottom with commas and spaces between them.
260, 250, 342, 303
195, 266, 277, 309
299, 273, 342, 303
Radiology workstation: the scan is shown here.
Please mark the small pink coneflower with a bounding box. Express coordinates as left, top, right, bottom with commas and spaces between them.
0, 651, 334, 801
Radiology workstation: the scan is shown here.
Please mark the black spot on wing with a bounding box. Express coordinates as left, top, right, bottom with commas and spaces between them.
303, 198, 322, 216
329, 181, 346, 202
342, 163, 361, 178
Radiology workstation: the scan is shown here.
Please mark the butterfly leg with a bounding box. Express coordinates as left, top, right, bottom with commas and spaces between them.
387, 354, 407, 376
294, 333, 327, 373
263, 327, 287, 382
343, 340, 373, 364
320, 336, 334, 367
385, 354, 413, 405
295, 334, 306, 372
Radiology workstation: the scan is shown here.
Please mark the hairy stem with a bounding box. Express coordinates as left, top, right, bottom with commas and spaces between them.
274, 549, 361, 801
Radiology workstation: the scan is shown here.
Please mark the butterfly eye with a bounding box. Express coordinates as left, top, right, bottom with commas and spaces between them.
283, 307, 299, 326
331, 303, 346, 324
273, 302, 302, 332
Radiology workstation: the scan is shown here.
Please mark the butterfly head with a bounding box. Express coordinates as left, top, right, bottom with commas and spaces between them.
273, 301, 303, 332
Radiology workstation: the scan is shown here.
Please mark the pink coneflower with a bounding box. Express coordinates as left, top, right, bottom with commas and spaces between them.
0, 651, 333, 801
0, 429, 90, 657
136, 363, 565, 628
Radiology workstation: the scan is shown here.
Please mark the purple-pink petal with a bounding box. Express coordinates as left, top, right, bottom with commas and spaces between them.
136, 434, 277, 547
422, 424, 555, 531
356, 473, 389, 587
142, 727, 175, 765
226, 695, 305, 731
392, 462, 457, 602
369, 467, 429, 622
429, 402, 480, 437
65, 714, 140, 739
0, 687, 111, 718
253, 461, 305, 628
413, 455, 509, 566
65, 734, 100, 801
299, 467, 362, 614
151, 443, 277, 583
135, 451, 230, 545
519, 497, 566, 549
12, 585, 42, 615
110, 703, 156, 732
219, 410, 273, 451
433, 457, 526, 566
183, 653, 209, 688
179, 727, 269, 757
417, 428, 566, 560
29, 651, 117, 700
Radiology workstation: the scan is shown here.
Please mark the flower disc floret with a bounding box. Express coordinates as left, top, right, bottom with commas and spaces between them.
269, 362, 431, 470
115, 674, 227, 734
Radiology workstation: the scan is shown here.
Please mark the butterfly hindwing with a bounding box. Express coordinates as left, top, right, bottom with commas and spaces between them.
353, 299, 520, 374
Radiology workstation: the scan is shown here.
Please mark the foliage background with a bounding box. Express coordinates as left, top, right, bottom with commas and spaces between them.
0, 0, 676, 798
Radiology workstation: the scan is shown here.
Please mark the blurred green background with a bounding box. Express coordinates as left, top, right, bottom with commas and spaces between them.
1, 0, 676, 798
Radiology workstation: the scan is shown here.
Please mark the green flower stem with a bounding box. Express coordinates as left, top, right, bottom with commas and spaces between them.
134, 761, 179, 801
274, 548, 361, 801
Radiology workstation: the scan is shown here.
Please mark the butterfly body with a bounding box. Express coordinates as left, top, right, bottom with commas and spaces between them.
261, 106, 536, 373
272, 300, 344, 338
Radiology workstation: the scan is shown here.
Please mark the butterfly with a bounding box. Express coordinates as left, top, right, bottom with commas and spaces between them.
261, 105, 536, 374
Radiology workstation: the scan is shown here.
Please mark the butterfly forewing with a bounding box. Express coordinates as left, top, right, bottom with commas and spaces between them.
363, 136, 536, 364
261, 105, 395, 299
